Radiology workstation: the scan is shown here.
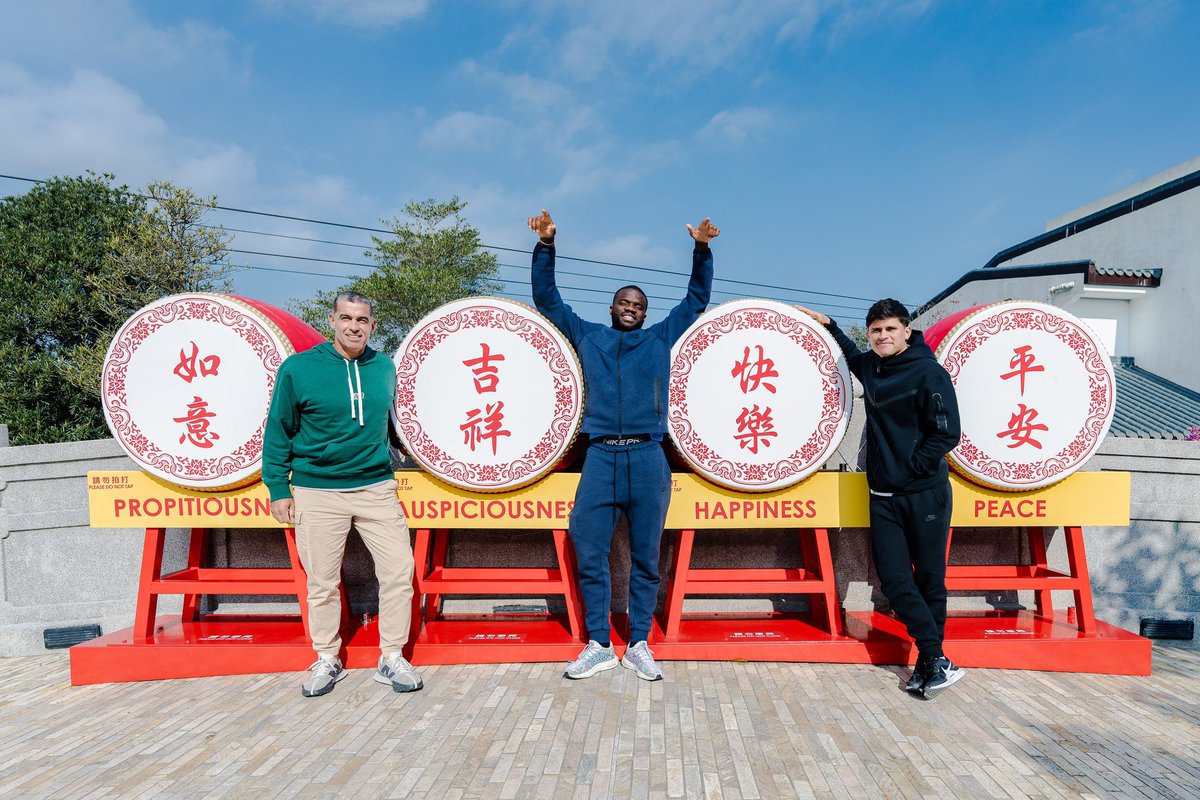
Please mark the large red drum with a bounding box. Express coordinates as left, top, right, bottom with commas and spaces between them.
101, 293, 326, 491
924, 301, 1116, 491
393, 297, 584, 492
668, 299, 853, 491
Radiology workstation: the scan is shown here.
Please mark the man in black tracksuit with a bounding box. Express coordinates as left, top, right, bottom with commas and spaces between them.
800, 298, 965, 697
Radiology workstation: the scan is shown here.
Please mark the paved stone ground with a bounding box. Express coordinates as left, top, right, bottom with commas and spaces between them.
1, 647, 1197, 799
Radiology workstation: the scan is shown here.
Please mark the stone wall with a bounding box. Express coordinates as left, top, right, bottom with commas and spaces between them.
2, 421, 1197, 656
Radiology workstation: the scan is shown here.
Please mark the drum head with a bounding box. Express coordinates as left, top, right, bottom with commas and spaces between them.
101, 293, 315, 491
393, 297, 584, 492
933, 301, 1115, 490
669, 299, 853, 491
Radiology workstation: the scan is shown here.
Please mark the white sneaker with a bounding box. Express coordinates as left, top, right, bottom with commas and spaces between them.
621, 641, 664, 681
564, 640, 618, 679
374, 652, 423, 693
301, 655, 346, 697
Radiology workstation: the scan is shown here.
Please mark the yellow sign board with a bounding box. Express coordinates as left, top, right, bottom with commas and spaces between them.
87, 469, 1130, 530
949, 471, 1129, 527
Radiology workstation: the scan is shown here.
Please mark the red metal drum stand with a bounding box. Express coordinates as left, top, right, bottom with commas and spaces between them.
407, 527, 588, 664
944, 524, 1095, 633
73, 525, 364, 685
651, 527, 843, 659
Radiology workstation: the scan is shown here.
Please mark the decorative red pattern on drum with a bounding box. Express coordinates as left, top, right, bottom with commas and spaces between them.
668, 300, 853, 491
392, 297, 584, 492
101, 293, 305, 491
935, 301, 1115, 491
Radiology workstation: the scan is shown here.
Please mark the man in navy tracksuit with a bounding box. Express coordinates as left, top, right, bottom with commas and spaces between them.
528, 209, 718, 681
800, 299, 965, 698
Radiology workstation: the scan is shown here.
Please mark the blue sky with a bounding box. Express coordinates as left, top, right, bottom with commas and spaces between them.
2, 0, 1198, 327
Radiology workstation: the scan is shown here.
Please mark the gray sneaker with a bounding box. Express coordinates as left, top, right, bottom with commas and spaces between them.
301, 655, 346, 697
621, 641, 664, 681
374, 652, 423, 693
564, 640, 618, 679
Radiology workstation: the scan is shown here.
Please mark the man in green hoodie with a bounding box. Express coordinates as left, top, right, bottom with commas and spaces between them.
263, 292, 422, 698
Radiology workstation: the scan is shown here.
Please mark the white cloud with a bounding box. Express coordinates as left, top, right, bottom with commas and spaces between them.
578, 234, 677, 272
418, 112, 517, 151
697, 108, 778, 144
0, 0, 248, 83
528, 0, 937, 80
0, 64, 255, 198
257, 0, 429, 27
455, 61, 574, 111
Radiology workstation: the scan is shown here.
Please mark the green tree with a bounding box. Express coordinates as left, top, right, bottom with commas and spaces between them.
0, 174, 231, 445
293, 197, 501, 354
847, 324, 869, 351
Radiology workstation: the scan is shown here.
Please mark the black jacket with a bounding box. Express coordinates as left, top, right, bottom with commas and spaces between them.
826, 321, 961, 494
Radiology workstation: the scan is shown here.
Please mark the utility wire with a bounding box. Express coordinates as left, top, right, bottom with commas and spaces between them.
229, 246, 872, 313
232, 261, 864, 324
2, 170, 906, 307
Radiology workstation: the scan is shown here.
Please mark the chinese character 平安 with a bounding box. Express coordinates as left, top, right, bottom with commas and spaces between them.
173, 396, 220, 448
996, 403, 1048, 449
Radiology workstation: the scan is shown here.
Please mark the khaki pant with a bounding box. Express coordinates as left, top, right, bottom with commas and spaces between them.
293, 481, 415, 657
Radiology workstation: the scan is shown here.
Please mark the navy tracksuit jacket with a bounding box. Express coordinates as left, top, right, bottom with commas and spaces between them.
532, 240, 713, 644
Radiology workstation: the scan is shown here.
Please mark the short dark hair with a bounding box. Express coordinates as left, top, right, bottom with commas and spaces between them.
612, 285, 647, 306
332, 291, 375, 316
866, 298, 911, 327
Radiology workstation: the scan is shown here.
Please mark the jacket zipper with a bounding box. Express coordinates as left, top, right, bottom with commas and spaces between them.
616, 334, 624, 435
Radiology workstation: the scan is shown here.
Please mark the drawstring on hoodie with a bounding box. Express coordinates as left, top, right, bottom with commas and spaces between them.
344, 358, 364, 426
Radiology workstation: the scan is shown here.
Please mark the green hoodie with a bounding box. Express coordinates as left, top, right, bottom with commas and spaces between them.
262, 342, 396, 501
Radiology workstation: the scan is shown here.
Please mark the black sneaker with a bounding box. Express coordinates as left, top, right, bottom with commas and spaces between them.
905, 656, 929, 693
921, 657, 965, 698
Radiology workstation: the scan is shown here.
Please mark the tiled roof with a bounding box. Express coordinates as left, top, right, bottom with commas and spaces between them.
1111, 358, 1200, 439
1094, 267, 1162, 279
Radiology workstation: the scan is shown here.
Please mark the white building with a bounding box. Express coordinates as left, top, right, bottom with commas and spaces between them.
915, 156, 1200, 438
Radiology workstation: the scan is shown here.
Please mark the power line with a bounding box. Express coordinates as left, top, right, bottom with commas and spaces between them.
2, 170, 908, 307
232, 261, 864, 324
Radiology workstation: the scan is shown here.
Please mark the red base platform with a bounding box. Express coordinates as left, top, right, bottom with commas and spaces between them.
649, 609, 1150, 675
69, 608, 1149, 685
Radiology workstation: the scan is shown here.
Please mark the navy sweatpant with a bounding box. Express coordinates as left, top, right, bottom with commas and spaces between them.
569, 440, 672, 644
869, 481, 953, 659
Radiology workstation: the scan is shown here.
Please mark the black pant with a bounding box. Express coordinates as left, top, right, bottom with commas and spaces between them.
869, 481, 952, 659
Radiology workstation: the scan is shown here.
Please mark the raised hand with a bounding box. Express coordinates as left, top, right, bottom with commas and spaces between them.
686, 217, 720, 244
795, 305, 831, 326
528, 209, 556, 240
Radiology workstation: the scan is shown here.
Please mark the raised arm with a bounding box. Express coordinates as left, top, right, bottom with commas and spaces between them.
528, 210, 587, 344
797, 306, 868, 379
663, 217, 719, 342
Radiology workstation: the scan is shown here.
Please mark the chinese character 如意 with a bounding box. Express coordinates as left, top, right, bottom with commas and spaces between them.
173, 396, 220, 448
172, 342, 221, 383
